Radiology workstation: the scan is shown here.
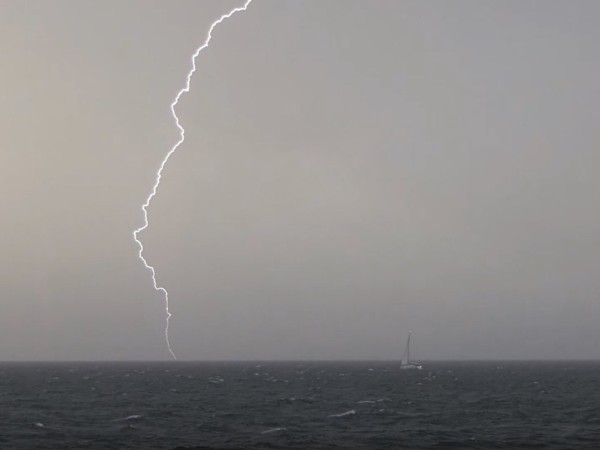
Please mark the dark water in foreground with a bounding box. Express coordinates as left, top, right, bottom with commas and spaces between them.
1, 361, 600, 449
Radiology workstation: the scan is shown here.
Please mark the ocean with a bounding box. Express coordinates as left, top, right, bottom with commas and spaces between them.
1, 361, 599, 449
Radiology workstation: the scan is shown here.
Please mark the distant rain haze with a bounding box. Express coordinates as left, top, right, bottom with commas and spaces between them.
1, 0, 599, 360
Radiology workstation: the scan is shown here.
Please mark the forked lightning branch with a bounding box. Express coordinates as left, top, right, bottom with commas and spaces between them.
133, 0, 254, 359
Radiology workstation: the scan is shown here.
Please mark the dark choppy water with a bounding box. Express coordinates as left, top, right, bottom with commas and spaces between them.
1, 361, 600, 449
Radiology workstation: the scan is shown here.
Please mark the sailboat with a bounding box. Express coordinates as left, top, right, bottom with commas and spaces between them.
400, 331, 422, 370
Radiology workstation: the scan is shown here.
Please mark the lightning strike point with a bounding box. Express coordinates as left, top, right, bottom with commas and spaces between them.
133, 0, 254, 360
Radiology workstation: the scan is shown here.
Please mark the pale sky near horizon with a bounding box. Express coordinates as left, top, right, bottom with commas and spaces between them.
1, 0, 600, 361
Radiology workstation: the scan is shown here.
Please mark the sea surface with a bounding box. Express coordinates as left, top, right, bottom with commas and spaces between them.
1, 361, 599, 449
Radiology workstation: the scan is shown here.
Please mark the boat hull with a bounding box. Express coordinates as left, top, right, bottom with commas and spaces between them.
400, 364, 423, 370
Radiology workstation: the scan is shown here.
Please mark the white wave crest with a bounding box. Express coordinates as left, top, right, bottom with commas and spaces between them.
261, 427, 287, 434
328, 409, 356, 418
114, 414, 143, 422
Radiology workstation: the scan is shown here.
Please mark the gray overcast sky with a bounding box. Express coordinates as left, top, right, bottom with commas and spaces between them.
1, 0, 599, 361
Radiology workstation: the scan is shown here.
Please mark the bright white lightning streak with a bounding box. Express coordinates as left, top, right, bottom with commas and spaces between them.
133, 0, 254, 360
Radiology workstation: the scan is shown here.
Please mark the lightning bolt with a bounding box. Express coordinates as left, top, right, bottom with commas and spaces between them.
133, 0, 254, 360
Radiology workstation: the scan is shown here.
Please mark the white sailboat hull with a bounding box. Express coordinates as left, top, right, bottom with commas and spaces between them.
399, 363, 422, 370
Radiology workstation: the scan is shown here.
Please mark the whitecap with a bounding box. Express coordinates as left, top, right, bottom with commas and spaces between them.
261, 427, 287, 434
357, 400, 375, 404
328, 409, 356, 418
114, 414, 143, 422
208, 376, 225, 384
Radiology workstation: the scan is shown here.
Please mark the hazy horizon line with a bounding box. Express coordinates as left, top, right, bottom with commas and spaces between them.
1, 358, 599, 364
